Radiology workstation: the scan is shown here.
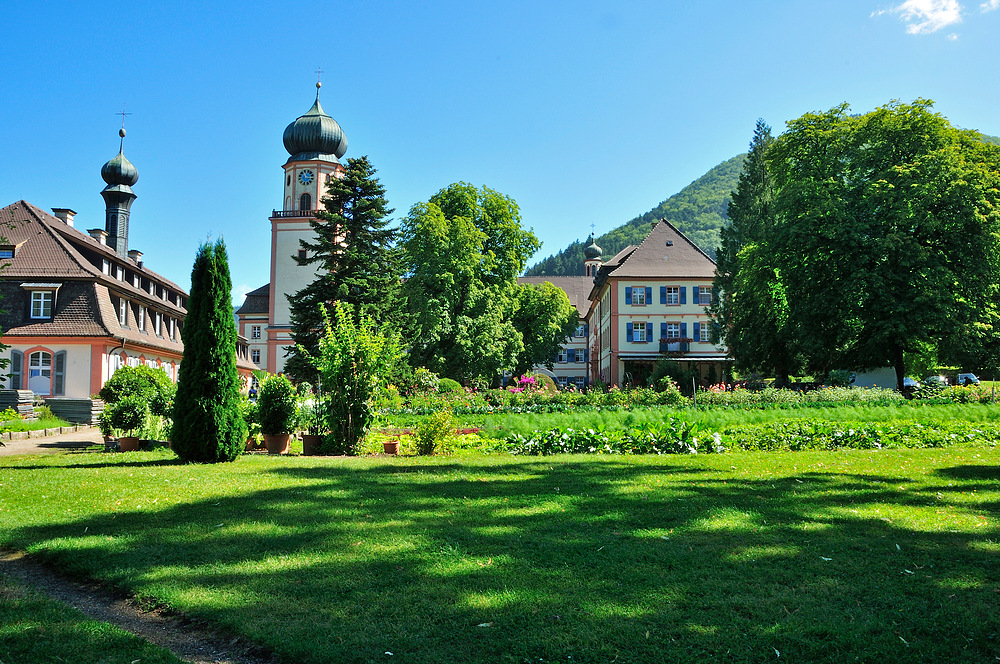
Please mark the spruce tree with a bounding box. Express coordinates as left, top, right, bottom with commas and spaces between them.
285, 156, 401, 383
171, 239, 247, 462
709, 119, 801, 386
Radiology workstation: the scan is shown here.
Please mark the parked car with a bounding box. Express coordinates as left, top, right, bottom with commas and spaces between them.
957, 373, 980, 386
923, 375, 949, 388
903, 377, 920, 388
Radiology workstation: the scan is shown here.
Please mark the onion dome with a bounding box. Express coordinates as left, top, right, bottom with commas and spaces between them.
101, 128, 139, 187
584, 234, 603, 259
282, 82, 347, 163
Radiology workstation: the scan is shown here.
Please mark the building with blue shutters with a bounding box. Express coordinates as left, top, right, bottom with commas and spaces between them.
585, 219, 729, 388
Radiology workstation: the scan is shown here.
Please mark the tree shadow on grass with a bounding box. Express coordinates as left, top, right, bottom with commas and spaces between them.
2, 455, 998, 663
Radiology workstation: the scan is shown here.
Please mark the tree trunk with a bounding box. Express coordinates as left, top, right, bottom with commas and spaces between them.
892, 344, 906, 392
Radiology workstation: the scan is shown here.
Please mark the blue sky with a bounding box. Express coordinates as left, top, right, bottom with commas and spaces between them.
2, 1, 998, 304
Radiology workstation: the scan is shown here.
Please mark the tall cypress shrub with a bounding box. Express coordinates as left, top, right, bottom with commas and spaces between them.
171, 239, 247, 462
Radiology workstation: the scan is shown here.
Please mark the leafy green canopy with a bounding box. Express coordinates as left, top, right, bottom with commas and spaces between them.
171, 239, 247, 463
401, 183, 540, 383
721, 100, 1000, 389
512, 281, 579, 376
285, 156, 401, 384
99, 365, 175, 417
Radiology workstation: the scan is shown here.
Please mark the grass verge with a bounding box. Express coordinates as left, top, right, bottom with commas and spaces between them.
1, 447, 998, 663
0, 574, 184, 663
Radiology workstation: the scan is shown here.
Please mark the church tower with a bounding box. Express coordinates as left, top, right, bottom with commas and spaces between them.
584, 234, 603, 277
265, 81, 348, 373
100, 128, 139, 258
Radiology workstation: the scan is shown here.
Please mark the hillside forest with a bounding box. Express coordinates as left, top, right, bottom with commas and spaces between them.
527, 131, 1000, 277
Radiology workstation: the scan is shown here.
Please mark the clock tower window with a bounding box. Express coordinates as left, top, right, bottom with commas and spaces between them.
299, 193, 312, 211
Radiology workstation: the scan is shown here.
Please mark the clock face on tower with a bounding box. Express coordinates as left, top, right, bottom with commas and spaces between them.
298, 170, 314, 186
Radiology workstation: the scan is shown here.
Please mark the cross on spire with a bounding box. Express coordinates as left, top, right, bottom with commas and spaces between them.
315, 66, 324, 83
116, 104, 131, 130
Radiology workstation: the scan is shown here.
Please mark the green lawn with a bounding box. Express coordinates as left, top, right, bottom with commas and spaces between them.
1, 446, 998, 663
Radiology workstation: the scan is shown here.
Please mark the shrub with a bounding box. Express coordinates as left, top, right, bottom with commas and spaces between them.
257, 374, 297, 435
99, 365, 175, 416
826, 369, 854, 387
106, 394, 148, 437
438, 377, 463, 394
415, 410, 454, 455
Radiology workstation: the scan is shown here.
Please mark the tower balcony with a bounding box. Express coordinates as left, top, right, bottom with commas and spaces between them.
271, 209, 317, 219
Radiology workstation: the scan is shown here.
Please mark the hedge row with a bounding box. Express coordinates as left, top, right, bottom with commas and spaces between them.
504, 419, 1000, 456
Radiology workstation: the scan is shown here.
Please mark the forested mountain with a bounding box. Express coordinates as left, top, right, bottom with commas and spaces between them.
526, 154, 745, 276
527, 131, 1000, 277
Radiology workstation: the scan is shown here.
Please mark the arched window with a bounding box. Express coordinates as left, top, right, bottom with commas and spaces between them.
28, 351, 52, 395
299, 193, 312, 211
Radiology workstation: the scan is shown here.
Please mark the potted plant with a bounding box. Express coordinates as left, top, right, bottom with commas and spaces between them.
299, 396, 325, 456
240, 396, 264, 451
107, 394, 149, 452
257, 374, 296, 454
98, 408, 120, 452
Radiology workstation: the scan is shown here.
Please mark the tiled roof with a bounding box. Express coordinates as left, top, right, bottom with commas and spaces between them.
4, 282, 112, 337
518, 276, 593, 317
236, 283, 270, 315
593, 219, 715, 286
0, 201, 188, 314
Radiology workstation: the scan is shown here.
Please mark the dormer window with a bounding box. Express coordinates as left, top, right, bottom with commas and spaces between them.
0, 246, 14, 259
22, 283, 60, 320
31, 291, 53, 318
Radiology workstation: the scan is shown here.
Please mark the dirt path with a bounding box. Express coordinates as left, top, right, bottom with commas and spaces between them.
1, 433, 279, 664
0, 427, 104, 457
0, 551, 278, 664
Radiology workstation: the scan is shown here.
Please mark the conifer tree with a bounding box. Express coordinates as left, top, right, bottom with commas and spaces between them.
171, 239, 247, 462
285, 156, 401, 383
710, 119, 799, 385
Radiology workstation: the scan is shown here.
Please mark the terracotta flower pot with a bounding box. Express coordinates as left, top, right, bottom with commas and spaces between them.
103, 436, 118, 452
301, 434, 323, 456
383, 440, 400, 455
245, 437, 266, 452
117, 436, 141, 452
263, 433, 290, 455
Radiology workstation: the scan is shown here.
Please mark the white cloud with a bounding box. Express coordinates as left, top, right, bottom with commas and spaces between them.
947, 31, 960, 38
892, 0, 964, 33
982, 0, 1000, 11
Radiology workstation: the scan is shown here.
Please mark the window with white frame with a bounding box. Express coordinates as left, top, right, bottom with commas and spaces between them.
137, 306, 146, 332
102, 259, 111, 275
698, 286, 713, 305
30, 291, 54, 319
118, 298, 128, 326
251, 349, 261, 364
557, 376, 568, 386
633, 323, 647, 342
169, 317, 176, 340
154, 312, 163, 336
665, 323, 681, 339
665, 286, 679, 305
632, 287, 647, 305
28, 350, 52, 395
574, 376, 586, 389
574, 325, 585, 338
251, 325, 262, 340
557, 349, 568, 363
699, 323, 711, 342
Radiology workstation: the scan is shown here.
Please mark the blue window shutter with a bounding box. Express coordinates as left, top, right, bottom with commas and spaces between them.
583, 348, 589, 363
660, 286, 667, 304
625, 287, 632, 304
680, 287, 687, 305
660, 322, 667, 338
646, 323, 653, 342
626, 322, 633, 342
10, 350, 22, 390
680, 323, 689, 351
568, 348, 576, 363
584, 324, 589, 337
712, 286, 720, 304
645, 287, 652, 304
693, 322, 700, 342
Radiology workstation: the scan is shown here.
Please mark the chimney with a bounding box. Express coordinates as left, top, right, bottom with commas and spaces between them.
128, 249, 143, 269
88, 229, 108, 245
51, 208, 77, 227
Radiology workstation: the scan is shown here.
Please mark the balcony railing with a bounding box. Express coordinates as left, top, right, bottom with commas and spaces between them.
659, 338, 691, 353
271, 209, 316, 218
